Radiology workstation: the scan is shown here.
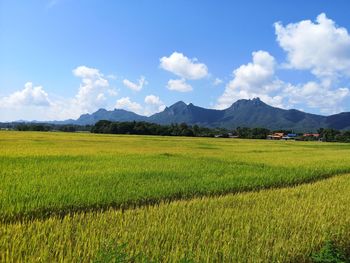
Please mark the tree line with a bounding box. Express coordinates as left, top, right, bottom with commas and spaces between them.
3, 120, 350, 142
318, 128, 350, 142
1, 123, 91, 132
90, 121, 350, 142
90, 120, 226, 137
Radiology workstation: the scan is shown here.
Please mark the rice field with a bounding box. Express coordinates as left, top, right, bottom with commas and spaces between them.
1, 131, 350, 262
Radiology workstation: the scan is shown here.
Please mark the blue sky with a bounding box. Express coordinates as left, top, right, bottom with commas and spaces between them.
1, 0, 350, 121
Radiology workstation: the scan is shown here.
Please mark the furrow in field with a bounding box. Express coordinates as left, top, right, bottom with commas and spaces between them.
2, 173, 350, 262
1, 169, 349, 224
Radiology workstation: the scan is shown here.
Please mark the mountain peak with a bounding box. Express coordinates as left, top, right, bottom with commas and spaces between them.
51, 97, 350, 132
231, 97, 266, 108
251, 97, 266, 105
168, 101, 187, 109
96, 108, 108, 113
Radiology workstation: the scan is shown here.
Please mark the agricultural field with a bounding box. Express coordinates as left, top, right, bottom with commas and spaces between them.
1, 131, 350, 262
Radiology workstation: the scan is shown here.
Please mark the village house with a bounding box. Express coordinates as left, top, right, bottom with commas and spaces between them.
267, 132, 284, 140
303, 133, 320, 138
282, 133, 297, 140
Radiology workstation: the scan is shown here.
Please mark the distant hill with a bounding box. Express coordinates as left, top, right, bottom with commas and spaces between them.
46, 98, 350, 132
148, 101, 225, 126
73, 108, 146, 125
148, 98, 327, 131
325, 112, 350, 130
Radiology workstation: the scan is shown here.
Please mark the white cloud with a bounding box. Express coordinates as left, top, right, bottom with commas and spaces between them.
107, 88, 118, 96
107, 74, 117, 80
71, 65, 110, 115
115, 97, 143, 114
283, 81, 349, 114
216, 51, 283, 109
3, 13, 350, 120
144, 95, 166, 115
275, 13, 350, 79
0, 82, 51, 109
166, 78, 193, 92
213, 78, 223, 86
216, 14, 350, 113
273, 13, 350, 113
145, 94, 162, 105
123, 76, 147, 91
0, 66, 117, 121
160, 52, 208, 80
114, 95, 165, 116
73, 66, 105, 81
40, 66, 116, 120
229, 50, 276, 89
216, 50, 350, 113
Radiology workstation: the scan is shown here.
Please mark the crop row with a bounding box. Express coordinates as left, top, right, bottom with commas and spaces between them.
1, 174, 350, 262
2, 132, 350, 222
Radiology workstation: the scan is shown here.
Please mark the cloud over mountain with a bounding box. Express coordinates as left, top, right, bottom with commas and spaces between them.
1, 13, 350, 121
160, 52, 208, 80
123, 76, 147, 91
216, 13, 350, 114
216, 51, 283, 109
275, 13, 350, 79
0, 82, 51, 109
166, 78, 192, 92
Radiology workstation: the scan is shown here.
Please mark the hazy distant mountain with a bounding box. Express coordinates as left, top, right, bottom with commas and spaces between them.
148, 101, 225, 126
49, 98, 350, 132
211, 98, 326, 130
73, 108, 146, 125
325, 112, 350, 130
149, 98, 327, 131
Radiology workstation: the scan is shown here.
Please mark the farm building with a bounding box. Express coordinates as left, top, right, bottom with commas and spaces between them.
282, 133, 297, 140
303, 133, 320, 138
267, 133, 284, 140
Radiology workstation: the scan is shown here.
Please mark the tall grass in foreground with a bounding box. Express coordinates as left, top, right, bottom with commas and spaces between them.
2, 131, 350, 222
1, 174, 350, 262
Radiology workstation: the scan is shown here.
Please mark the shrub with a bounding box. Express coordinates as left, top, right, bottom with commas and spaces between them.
311, 240, 349, 263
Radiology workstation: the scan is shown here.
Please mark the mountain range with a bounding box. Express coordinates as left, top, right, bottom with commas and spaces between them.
52, 98, 350, 132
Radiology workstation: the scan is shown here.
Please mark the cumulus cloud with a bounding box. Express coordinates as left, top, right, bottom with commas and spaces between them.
123, 76, 147, 91
145, 94, 162, 105
284, 81, 349, 114
213, 78, 223, 86
0, 66, 120, 121
0, 82, 51, 109
43, 66, 118, 119
216, 51, 283, 109
114, 95, 166, 116
216, 14, 350, 113
71, 65, 111, 115
275, 13, 350, 79
115, 97, 143, 114
216, 49, 349, 113
107, 88, 118, 96
166, 78, 193, 92
273, 13, 350, 112
144, 95, 166, 115
3, 13, 350, 120
160, 52, 208, 80
0, 82, 66, 121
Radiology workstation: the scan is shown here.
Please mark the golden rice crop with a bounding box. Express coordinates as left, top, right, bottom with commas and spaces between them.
1, 174, 350, 262
1, 131, 350, 222
1, 131, 350, 262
